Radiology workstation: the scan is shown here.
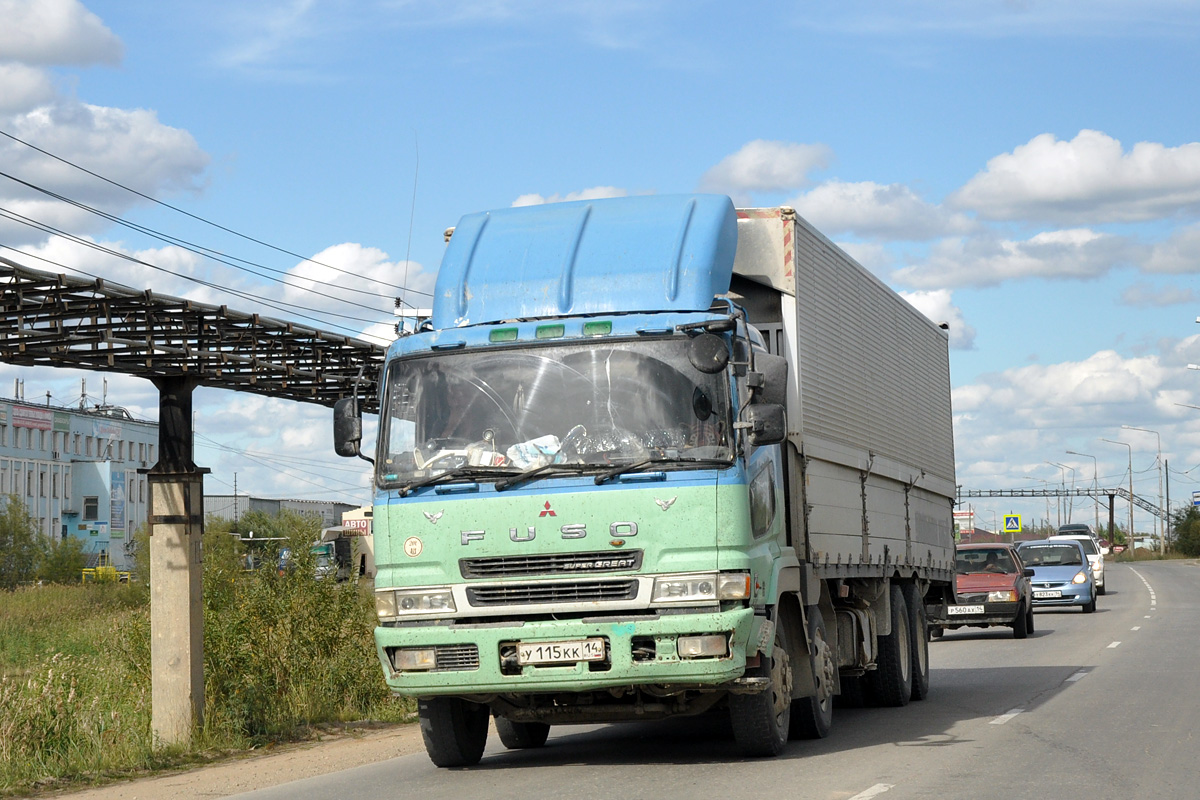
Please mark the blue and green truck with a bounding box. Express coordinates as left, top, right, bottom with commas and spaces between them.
334, 194, 956, 766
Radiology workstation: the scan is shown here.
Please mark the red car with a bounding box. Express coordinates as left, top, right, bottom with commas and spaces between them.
930, 544, 1036, 639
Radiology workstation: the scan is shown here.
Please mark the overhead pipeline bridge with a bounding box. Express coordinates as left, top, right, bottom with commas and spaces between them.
1, 255, 387, 745
957, 486, 1166, 521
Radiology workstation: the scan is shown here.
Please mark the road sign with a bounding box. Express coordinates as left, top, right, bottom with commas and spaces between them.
1003, 514, 1022, 533
1192, 490, 1200, 507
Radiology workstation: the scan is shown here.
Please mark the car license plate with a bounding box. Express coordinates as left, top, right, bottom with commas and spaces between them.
517, 638, 605, 665
948, 604, 984, 615
1034, 590, 1062, 599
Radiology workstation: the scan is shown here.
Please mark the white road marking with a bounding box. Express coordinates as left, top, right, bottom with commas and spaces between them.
848, 784, 895, 800
991, 708, 1024, 724
1108, 641, 1121, 648
1067, 671, 1088, 682
1132, 626, 1141, 631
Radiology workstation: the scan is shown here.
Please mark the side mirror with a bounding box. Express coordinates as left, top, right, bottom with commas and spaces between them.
750, 352, 788, 406
1023, 568, 1035, 578
740, 403, 786, 447
333, 396, 363, 458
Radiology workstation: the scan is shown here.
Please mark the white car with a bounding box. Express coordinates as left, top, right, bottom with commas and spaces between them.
1049, 534, 1105, 595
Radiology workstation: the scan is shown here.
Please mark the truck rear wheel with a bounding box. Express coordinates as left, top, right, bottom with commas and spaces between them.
867, 584, 912, 707
729, 613, 792, 756
789, 610, 835, 739
418, 697, 490, 767
902, 583, 930, 701
494, 716, 550, 749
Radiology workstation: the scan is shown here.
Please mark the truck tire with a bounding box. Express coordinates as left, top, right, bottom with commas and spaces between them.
867, 584, 912, 707
789, 610, 835, 739
901, 583, 930, 701
494, 717, 550, 749
1012, 602, 1029, 639
418, 697, 490, 767
729, 612, 793, 757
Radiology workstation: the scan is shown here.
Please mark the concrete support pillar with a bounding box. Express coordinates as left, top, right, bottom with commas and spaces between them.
147, 376, 208, 746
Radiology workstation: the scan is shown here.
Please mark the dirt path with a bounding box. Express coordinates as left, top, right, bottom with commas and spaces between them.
54, 723, 424, 799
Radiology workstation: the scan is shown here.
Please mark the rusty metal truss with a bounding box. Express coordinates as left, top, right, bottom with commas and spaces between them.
0, 256, 384, 412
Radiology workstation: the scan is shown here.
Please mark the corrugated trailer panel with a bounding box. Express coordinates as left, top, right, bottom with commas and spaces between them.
733, 207, 955, 573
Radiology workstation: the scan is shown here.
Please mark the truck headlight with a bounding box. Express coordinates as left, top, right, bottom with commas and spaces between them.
376, 587, 456, 618
650, 572, 750, 605
987, 590, 1018, 602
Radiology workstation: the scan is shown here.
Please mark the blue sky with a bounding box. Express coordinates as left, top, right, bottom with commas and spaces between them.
3, 0, 1200, 535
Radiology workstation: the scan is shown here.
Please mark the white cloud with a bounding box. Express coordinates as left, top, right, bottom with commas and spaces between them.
893, 228, 1138, 289
1120, 282, 1197, 308
512, 186, 628, 207
0, 0, 122, 66
1144, 223, 1200, 274
0, 64, 56, 114
949, 130, 1200, 223
790, 180, 975, 241
899, 289, 975, 350
0, 104, 209, 246
699, 140, 831, 199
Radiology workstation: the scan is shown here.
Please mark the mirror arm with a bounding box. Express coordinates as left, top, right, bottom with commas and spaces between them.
350, 367, 375, 465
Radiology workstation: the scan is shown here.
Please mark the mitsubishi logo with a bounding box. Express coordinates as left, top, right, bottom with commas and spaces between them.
539, 501, 556, 517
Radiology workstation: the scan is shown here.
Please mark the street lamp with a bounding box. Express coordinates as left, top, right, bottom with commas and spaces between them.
1066, 450, 1100, 536
1100, 438, 1135, 550
1122, 425, 1165, 554
1047, 461, 1075, 526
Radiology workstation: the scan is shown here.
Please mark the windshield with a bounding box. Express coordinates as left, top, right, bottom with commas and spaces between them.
378, 338, 733, 485
956, 548, 1016, 574
1018, 544, 1084, 567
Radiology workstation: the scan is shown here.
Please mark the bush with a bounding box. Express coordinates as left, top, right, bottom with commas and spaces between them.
0, 510, 408, 795
39, 537, 89, 585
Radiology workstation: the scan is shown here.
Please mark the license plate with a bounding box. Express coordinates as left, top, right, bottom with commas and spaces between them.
1034, 590, 1062, 599
517, 638, 606, 665
948, 604, 984, 615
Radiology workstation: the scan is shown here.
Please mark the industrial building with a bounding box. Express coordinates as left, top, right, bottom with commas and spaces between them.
0, 394, 158, 569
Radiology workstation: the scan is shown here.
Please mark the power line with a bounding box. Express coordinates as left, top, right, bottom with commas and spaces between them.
0, 126, 431, 297
0, 226, 394, 343
0, 169, 410, 305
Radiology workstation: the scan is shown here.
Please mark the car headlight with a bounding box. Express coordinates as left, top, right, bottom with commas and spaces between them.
1072, 571, 1089, 585
650, 572, 750, 605
376, 587, 456, 618
987, 590, 1018, 602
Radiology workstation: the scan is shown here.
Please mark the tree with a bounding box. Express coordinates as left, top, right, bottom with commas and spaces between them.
0, 494, 45, 590
1171, 506, 1200, 557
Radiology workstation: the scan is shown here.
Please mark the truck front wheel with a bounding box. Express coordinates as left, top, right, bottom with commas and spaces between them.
789, 610, 835, 739
494, 716, 550, 749
729, 614, 793, 756
868, 584, 912, 707
418, 697, 490, 767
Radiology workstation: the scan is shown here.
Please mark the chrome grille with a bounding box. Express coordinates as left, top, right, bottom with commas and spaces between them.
460, 550, 643, 579
467, 580, 638, 606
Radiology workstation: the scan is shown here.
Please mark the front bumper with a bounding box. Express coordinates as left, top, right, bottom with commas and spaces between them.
374, 606, 762, 696
1030, 583, 1093, 607
931, 600, 1021, 628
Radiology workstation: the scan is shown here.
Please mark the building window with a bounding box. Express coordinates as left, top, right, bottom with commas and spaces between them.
73, 433, 81, 455
39, 471, 46, 497
0, 423, 6, 446
138, 442, 145, 462
52, 471, 59, 498
83, 496, 99, 520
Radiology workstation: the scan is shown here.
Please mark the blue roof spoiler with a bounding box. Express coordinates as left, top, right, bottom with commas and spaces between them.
431, 194, 737, 328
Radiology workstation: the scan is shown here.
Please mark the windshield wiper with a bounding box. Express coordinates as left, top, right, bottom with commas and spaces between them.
594, 456, 734, 485
398, 466, 521, 497
494, 463, 599, 492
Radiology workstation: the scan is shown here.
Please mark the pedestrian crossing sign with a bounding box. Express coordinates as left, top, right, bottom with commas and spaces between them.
1003, 514, 1022, 533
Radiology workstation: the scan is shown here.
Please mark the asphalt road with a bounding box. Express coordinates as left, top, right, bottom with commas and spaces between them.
233, 561, 1198, 800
